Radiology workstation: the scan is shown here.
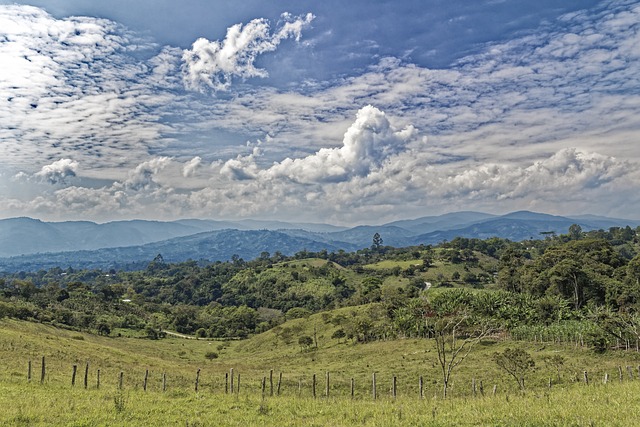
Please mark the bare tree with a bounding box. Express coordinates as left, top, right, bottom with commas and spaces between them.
493, 347, 535, 390
429, 312, 493, 398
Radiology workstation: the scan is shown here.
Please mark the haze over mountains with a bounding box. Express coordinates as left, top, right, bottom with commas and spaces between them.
1, 211, 639, 272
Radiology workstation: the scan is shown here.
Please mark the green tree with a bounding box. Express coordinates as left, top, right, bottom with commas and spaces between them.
497, 247, 526, 292
371, 233, 383, 251
548, 259, 588, 310
568, 224, 583, 240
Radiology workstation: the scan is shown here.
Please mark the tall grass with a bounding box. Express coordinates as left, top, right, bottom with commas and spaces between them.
3, 317, 640, 425
1, 379, 640, 426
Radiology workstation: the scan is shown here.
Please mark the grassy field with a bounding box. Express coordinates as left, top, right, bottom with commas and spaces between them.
2, 372, 640, 426
2, 316, 640, 425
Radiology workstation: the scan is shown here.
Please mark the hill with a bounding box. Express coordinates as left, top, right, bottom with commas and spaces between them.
1, 211, 638, 271
2, 316, 640, 426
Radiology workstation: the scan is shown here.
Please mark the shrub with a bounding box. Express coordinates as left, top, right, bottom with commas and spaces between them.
204, 351, 219, 360
331, 329, 346, 340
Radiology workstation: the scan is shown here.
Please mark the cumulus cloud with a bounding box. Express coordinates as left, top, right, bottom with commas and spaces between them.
182, 156, 202, 177
428, 148, 630, 201
221, 105, 422, 183
22, 159, 79, 184
182, 12, 314, 92
124, 157, 171, 190
33, 159, 79, 184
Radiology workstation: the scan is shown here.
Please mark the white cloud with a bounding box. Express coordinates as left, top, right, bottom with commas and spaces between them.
246, 105, 422, 183
0, 5, 173, 171
124, 157, 171, 190
2, 2, 640, 224
182, 156, 202, 178
33, 158, 79, 184
181, 12, 314, 92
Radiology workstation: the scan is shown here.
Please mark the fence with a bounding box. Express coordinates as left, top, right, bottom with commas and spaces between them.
25, 355, 640, 400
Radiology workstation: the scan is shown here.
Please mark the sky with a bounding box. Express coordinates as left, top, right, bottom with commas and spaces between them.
0, 0, 639, 225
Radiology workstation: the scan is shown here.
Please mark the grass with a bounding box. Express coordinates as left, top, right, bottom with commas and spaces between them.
3, 315, 640, 425
2, 376, 640, 426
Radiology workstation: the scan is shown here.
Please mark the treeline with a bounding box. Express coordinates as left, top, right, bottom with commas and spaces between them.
0, 224, 639, 351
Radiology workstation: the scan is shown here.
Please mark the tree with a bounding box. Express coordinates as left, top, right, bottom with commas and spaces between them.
96, 321, 111, 336
548, 259, 588, 310
371, 233, 383, 251
542, 354, 565, 382
428, 309, 493, 398
497, 247, 527, 292
568, 224, 583, 240
493, 348, 535, 390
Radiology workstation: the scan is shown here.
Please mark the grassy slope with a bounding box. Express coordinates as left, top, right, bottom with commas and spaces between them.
2, 315, 640, 425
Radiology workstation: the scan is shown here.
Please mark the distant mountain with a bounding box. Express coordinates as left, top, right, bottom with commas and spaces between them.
0, 229, 355, 272
174, 219, 347, 233
566, 214, 640, 230
0, 217, 346, 258
0, 211, 638, 272
384, 211, 496, 234
407, 213, 640, 246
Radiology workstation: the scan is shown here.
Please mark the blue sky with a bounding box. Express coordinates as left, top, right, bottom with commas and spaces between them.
0, 0, 639, 225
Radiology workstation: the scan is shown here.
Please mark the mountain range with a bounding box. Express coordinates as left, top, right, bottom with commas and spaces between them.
0, 211, 638, 272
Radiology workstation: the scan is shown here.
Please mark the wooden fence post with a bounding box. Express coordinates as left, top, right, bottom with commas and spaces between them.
277, 372, 282, 396
28, 360, 31, 383
84, 362, 89, 389
230, 368, 234, 394
119, 371, 124, 390
144, 369, 149, 391
312, 374, 316, 399
472, 378, 477, 396
72, 365, 77, 386
269, 369, 274, 396
40, 356, 45, 384
604, 373, 609, 384
392, 376, 397, 399
479, 380, 484, 397
195, 368, 200, 392
627, 366, 633, 380
97, 369, 100, 389
618, 366, 623, 382
583, 371, 589, 385
326, 371, 330, 397
236, 373, 240, 394
372, 373, 377, 400
225, 372, 229, 394
163, 372, 167, 392
351, 378, 355, 399
492, 384, 497, 396
262, 376, 266, 398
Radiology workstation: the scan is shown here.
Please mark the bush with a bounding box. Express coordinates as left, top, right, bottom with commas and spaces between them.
286, 307, 312, 320
298, 335, 314, 350
331, 329, 346, 340
204, 351, 219, 360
